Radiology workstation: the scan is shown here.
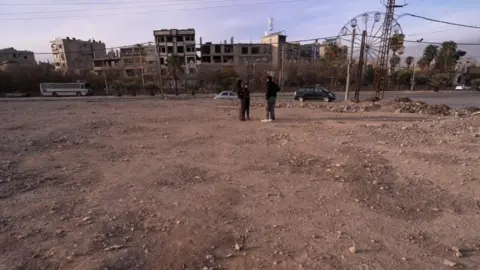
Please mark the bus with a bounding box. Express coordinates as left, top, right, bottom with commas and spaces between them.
39, 82, 92, 97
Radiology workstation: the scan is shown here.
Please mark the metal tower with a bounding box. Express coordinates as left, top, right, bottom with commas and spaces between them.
372, 0, 398, 100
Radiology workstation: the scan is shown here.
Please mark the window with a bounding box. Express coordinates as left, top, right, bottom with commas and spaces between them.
241, 47, 248, 54
167, 47, 173, 53
185, 35, 194, 41
214, 45, 221, 53
160, 58, 165, 65
186, 45, 195, 52
177, 36, 184, 42
224, 45, 233, 53
177, 46, 184, 53
166, 36, 173, 42
251, 47, 260, 54
221, 92, 228, 96
59, 44, 63, 49
160, 47, 166, 53
12, 53, 17, 58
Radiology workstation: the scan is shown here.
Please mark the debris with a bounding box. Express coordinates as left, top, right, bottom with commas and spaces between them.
443, 259, 457, 267
452, 247, 463, 258
104, 244, 124, 251
349, 246, 357, 253
234, 243, 242, 251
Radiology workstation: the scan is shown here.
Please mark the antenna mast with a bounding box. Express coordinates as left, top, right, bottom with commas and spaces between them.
372, 0, 405, 100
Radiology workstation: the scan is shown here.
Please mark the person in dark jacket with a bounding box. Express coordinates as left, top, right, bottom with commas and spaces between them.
243, 82, 251, 120
236, 79, 246, 121
263, 75, 280, 122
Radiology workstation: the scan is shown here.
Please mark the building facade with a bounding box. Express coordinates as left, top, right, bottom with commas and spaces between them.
199, 41, 273, 73
118, 44, 157, 77
0, 47, 36, 70
153, 29, 197, 75
50, 37, 106, 73
92, 50, 122, 76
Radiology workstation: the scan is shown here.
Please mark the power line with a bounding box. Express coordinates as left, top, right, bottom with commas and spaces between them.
0, 0, 238, 15
0, 0, 308, 20
0, 0, 218, 6
402, 13, 480, 29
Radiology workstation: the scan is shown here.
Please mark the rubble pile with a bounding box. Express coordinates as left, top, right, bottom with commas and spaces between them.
393, 97, 451, 116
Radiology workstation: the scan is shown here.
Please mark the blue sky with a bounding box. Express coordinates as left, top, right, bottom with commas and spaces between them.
1, 0, 479, 62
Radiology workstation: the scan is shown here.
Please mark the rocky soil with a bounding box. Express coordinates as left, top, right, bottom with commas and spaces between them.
0, 99, 479, 269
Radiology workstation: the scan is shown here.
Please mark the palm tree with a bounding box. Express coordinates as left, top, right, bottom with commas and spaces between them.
389, 54, 401, 72
166, 56, 184, 95
405, 56, 414, 69
421, 44, 438, 67
389, 34, 405, 54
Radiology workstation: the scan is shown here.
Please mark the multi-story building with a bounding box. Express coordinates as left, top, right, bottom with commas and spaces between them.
118, 44, 157, 77
0, 47, 36, 70
50, 37, 106, 73
153, 28, 197, 75
92, 49, 122, 77
199, 39, 273, 73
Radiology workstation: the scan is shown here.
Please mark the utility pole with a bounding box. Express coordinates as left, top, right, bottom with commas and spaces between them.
372, 0, 406, 100
154, 42, 164, 99
354, 31, 367, 102
137, 44, 145, 91
102, 54, 109, 96
280, 42, 285, 87
410, 38, 423, 91
345, 28, 356, 101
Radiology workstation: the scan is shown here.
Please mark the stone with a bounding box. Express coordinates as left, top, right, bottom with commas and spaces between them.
349, 246, 357, 253
443, 259, 457, 267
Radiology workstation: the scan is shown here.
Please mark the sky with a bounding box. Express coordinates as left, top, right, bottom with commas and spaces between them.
1, 0, 480, 63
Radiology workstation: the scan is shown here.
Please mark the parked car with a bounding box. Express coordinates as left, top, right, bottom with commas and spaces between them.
214, 91, 238, 100
294, 87, 336, 102
455, 84, 471, 90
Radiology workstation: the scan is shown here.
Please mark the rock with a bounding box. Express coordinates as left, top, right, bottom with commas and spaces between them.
104, 244, 124, 251
452, 247, 463, 258
443, 259, 457, 267
349, 246, 357, 253
206, 254, 214, 260
234, 243, 242, 251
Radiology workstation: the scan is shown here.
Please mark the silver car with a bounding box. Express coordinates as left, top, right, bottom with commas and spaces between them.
214, 91, 238, 100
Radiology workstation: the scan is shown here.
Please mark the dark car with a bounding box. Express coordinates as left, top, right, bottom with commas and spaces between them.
293, 87, 336, 102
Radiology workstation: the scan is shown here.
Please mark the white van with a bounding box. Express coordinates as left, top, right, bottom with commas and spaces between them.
39, 82, 92, 97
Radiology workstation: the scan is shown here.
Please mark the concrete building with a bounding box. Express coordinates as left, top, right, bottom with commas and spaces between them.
153, 29, 197, 75
50, 37, 106, 73
92, 49, 122, 76
0, 47, 36, 70
118, 44, 157, 77
199, 38, 273, 73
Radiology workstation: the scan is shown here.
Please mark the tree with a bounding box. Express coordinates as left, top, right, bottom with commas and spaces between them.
389, 54, 401, 71
419, 44, 438, 68
166, 55, 184, 95
405, 56, 414, 69
435, 41, 461, 72
390, 33, 405, 54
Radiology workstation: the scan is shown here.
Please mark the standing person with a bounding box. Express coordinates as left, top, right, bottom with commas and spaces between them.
263, 75, 280, 122
243, 81, 251, 120
236, 79, 246, 121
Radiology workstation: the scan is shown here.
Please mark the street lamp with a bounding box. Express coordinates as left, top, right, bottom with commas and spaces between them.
345, 18, 358, 100
410, 38, 423, 91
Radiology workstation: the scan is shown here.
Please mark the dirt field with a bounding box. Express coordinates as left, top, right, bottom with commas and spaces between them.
1, 99, 479, 270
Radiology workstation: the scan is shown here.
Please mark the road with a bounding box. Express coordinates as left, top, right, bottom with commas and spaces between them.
1, 90, 479, 108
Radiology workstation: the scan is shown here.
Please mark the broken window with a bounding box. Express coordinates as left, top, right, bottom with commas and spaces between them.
213, 56, 221, 63
186, 45, 195, 52
224, 45, 233, 53
201, 45, 211, 54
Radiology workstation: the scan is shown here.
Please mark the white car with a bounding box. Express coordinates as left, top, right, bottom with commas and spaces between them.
214, 91, 238, 100
455, 85, 471, 90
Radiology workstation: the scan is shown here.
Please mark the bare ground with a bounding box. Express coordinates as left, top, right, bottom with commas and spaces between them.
0, 99, 480, 270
